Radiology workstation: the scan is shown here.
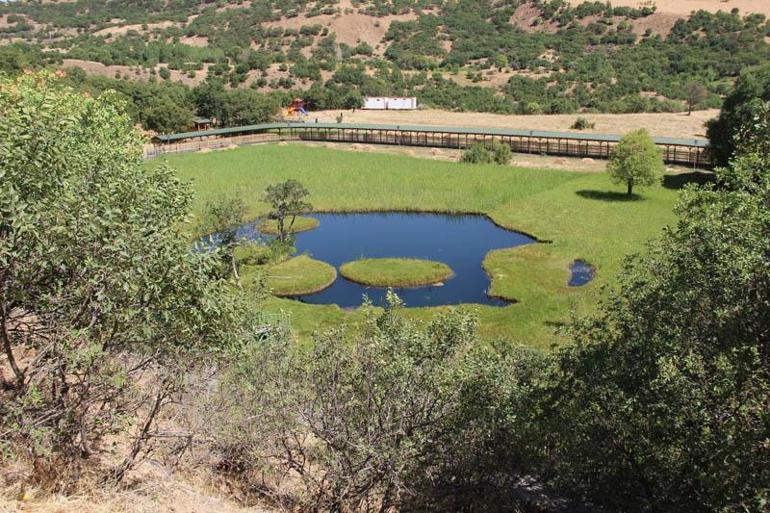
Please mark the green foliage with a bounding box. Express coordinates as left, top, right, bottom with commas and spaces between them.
0, 73, 258, 485
571, 116, 595, 130
200, 195, 248, 281
4, 1, 768, 120
263, 179, 312, 243
460, 140, 511, 165
143, 96, 194, 133
607, 129, 664, 195
542, 126, 770, 512
707, 64, 770, 166
209, 296, 547, 511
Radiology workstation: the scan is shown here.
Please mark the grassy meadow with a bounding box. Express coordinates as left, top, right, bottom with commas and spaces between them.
159, 143, 704, 349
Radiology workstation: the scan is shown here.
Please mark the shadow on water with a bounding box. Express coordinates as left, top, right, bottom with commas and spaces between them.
662, 171, 715, 190
576, 190, 642, 202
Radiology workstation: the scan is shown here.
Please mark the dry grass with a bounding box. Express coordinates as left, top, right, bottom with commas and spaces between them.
0, 462, 274, 512
565, 0, 770, 17
310, 108, 717, 139
60, 59, 211, 87
296, 140, 616, 172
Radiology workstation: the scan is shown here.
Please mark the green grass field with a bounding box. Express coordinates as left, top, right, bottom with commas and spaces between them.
159, 143, 704, 349
340, 258, 454, 288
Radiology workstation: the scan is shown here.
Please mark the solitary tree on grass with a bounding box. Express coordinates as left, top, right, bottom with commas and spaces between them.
685, 81, 708, 115
264, 179, 313, 242
608, 129, 664, 196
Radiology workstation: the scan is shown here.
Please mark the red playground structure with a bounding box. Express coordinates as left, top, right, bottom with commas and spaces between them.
285, 98, 308, 118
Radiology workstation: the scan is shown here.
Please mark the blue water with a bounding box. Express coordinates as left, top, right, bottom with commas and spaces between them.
569, 259, 595, 287
232, 212, 536, 308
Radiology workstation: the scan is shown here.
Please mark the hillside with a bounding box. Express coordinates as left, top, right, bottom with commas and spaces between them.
1, 0, 769, 132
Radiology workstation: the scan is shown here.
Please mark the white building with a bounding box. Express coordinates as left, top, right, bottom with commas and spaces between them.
363, 97, 418, 110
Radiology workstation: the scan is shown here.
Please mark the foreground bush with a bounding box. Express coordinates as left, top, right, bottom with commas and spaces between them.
0, 73, 260, 488
208, 293, 547, 512
542, 111, 770, 512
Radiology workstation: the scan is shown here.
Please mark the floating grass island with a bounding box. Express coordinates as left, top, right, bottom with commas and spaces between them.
266, 255, 337, 296
340, 258, 454, 288
259, 216, 319, 235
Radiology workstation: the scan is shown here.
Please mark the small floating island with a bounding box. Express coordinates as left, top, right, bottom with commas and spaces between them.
340, 258, 454, 288
259, 216, 320, 235
266, 255, 337, 296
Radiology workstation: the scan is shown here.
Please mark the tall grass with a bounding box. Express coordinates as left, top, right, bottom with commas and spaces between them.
160, 143, 692, 348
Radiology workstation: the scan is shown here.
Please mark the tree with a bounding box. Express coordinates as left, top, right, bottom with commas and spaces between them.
220, 88, 280, 127
494, 53, 509, 72
542, 116, 770, 512
706, 64, 770, 166
200, 195, 248, 281
263, 180, 312, 243
0, 73, 255, 486
685, 81, 708, 115
607, 129, 664, 195
143, 96, 193, 134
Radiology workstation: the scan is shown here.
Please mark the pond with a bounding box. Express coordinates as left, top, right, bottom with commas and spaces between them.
232, 212, 536, 308
569, 259, 595, 287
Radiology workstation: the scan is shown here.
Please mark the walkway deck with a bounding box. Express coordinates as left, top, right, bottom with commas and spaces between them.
150, 121, 711, 167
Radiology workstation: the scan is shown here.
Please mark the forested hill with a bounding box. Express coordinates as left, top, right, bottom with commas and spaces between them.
2, 0, 769, 132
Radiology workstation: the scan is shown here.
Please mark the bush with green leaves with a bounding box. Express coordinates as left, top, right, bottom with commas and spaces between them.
208, 294, 549, 511
460, 140, 511, 165
607, 128, 664, 195
707, 64, 770, 166
0, 73, 260, 487
571, 116, 595, 130
541, 113, 770, 512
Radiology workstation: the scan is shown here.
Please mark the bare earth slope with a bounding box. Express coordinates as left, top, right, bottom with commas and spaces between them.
566, 0, 770, 17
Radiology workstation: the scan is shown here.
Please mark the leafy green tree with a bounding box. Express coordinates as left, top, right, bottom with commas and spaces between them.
491, 139, 512, 165
494, 53, 509, 71
707, 64, 770, 166
220, 88, 280, 126
143, 96, 193, 133
263, 179, 312, 243
0, 73, 255, 485
607, 129, 664, 195
543, 115, 770, 512
200, 194, 248, 282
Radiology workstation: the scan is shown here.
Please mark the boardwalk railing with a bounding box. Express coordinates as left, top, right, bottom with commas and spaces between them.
149, 121, 711, 167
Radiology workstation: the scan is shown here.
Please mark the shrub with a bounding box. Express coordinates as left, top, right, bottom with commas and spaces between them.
461, 140, 511, 165
207, 295, 547, 512
571, 116, 595, 130
0, 73, 258, 487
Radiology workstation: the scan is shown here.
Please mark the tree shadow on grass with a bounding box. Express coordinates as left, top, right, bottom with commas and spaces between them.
662, 171, 715, 190
576, 190, 642, 202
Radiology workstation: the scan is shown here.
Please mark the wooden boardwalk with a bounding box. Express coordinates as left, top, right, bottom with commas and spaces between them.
150, 121, 711, 167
